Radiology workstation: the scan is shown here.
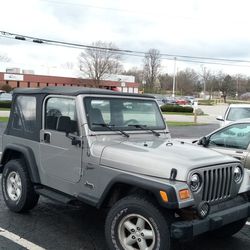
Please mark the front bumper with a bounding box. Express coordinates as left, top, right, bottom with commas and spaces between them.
171, 202, 250, 239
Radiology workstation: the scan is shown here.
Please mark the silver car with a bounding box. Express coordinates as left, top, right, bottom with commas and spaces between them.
196, 119, 250, 195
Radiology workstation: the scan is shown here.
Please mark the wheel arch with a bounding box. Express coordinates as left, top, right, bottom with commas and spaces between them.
96, 174, 178, 209
0, 144, 41, 184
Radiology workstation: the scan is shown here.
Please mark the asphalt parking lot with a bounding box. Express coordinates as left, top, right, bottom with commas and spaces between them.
0, 121, 249, 250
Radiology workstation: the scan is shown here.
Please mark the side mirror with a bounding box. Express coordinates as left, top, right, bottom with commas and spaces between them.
216, 116, 224, 121
198, 136, 209, 147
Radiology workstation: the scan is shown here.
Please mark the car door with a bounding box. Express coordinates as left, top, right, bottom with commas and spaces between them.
40, 96, 82, 186
207, 123, 250, 167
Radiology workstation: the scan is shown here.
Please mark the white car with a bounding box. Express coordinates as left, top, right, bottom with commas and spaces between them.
217, 104, 250, 127
195, 118, 250, 197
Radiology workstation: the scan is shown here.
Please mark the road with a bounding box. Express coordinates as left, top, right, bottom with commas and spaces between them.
0, 121, 249, 250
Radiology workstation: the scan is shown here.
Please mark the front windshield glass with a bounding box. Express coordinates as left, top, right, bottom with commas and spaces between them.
227, 107, 250, 121
84, 97, 166, 131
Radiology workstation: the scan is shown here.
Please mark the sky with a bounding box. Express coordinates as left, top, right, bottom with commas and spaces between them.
1, 0, 250, 77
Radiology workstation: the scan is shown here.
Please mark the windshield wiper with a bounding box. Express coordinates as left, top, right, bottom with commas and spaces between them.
128, 124, 161, 137
92, 123, 129, 138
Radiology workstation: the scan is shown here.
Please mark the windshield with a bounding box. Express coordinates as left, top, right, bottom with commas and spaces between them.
84, 97, 166, 131
226, 107, 250, 121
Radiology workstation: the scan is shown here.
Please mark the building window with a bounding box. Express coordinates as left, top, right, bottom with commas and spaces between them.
37, 82, 40, 87
17, 81, 20, 88
27, 82, 30, 88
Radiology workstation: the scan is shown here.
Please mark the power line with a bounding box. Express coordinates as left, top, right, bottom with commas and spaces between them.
1, 30, 250, 68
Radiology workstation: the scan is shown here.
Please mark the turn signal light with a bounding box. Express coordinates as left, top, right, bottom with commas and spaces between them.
179, 189, 190, 200
159, 191, 169, 202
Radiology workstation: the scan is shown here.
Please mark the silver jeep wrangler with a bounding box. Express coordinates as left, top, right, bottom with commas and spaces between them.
0, 87, 249, 250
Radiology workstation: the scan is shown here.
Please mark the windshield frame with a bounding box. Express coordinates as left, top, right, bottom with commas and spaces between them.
83, 95, 166, 132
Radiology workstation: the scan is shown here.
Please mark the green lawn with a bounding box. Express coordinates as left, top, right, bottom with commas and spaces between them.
167, 121, 207, 126
0, 117, 9, 122
162, 112, 207, 116
0, 108, 10, 111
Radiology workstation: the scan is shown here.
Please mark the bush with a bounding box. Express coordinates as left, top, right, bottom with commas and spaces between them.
0, 101, 12, 108
0, 84, 12, 93
161, 104, 193, 113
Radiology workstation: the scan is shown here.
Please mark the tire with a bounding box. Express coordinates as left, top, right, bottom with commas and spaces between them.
1, 159, 39, 213
105, 195, 171, 250
210, 218, 247, 238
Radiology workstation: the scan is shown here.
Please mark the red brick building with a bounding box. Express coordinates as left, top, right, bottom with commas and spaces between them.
0, 72, 139, 93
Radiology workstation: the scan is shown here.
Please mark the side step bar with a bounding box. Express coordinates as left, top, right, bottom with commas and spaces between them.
36, 187, 77, 204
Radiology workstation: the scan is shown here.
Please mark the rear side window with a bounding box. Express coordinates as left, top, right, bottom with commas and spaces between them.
12, 96, 36, 132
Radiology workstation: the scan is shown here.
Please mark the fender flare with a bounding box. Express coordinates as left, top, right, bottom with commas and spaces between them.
95, 174, 179, 209
0, 144, 41, 184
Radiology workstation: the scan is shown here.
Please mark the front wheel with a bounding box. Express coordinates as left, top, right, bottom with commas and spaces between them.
105, 195, 171, 250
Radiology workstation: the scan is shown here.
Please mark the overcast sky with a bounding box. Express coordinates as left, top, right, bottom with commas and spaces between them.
1, 0, 250, 77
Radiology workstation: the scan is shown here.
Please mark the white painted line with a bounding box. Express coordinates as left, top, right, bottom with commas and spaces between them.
246, 221, 250, 226
0, 227, 45, 250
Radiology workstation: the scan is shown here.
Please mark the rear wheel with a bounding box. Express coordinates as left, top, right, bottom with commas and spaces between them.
105, 195, 171, 250
1, 159, 39, 212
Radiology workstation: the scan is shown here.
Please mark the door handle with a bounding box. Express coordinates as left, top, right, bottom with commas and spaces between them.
44, 132, 51, 143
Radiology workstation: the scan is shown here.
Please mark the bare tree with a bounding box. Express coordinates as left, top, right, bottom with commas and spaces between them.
79, 41, 122, 86
176, 69, 199, 95
143, 49, 161, 89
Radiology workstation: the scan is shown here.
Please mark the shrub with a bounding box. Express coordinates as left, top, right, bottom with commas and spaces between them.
0, 101, 12, 108
160, 104, 193, 113
0, 84, 12, 93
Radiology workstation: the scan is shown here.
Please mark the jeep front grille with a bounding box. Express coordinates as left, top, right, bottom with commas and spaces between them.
202, 166, 233, 202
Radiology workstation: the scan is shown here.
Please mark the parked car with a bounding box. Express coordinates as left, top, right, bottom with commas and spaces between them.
156, 98, 165, 107
0, 92, 12, 101
217, 104, 250, 127
163, 97, 177, 105
175, 97, 188, 105
194, 119, 250, 198
0, 87, 249, 250
184, 96, 195, 105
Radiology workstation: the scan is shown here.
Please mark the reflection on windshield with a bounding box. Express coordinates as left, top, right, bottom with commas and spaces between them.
227, 107, 250, 121
84, 97, 166, 131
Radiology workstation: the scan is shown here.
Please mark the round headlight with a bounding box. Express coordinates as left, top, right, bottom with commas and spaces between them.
190, 173, 201, 192
233, 166, 243, 183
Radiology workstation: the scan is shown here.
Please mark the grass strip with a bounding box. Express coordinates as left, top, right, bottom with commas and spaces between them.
167, 121, 207, 126
0, 117, 9, 122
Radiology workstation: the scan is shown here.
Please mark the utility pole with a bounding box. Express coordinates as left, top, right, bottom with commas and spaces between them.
172, 57, 177, 97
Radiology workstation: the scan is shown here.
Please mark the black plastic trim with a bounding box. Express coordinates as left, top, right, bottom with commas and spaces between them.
0, 144, 41, 183
171, 201, 250, 239
96, 174, 178, 209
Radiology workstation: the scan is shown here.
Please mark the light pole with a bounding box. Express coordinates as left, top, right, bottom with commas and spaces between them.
172, 57, 177, 97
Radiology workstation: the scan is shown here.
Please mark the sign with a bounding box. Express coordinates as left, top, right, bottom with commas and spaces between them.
121, 82, 126, 87
4, 74, 24, 81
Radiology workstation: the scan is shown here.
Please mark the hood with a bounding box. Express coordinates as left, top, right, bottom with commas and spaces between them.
99, 138, 238, 181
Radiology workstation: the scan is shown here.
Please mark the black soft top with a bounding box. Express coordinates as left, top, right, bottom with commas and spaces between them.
13, 87, 154, 99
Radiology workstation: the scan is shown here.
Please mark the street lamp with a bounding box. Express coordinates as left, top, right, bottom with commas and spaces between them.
172, 57, 177, 97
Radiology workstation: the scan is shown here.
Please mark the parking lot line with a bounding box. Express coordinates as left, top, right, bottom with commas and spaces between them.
246, 221, 250, 226
0, 227, 45, 250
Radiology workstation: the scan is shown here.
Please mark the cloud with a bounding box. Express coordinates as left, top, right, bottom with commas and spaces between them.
0, 0, 250, 76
